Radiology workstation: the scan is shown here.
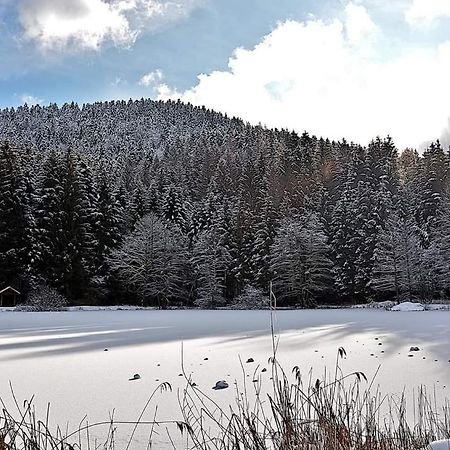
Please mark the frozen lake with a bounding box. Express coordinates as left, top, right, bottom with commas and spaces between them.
1, 309, 450, 448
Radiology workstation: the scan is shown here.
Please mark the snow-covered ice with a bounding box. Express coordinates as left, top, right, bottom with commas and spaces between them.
1, 309, 450, 448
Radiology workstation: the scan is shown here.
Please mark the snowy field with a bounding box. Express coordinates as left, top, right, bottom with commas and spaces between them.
1, 309, 450, 448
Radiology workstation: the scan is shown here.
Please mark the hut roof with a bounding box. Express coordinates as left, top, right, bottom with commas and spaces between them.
0, 286, 20, 295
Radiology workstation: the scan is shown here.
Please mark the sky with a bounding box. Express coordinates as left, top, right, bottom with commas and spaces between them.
1, 0, 450, 149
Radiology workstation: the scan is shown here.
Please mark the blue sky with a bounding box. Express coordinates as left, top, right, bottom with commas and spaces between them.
0, 0, 325, 106
1, 0, 450, 148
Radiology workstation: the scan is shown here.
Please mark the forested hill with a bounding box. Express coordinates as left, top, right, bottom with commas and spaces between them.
0, 99, 235, 156
0, 98, 449, 308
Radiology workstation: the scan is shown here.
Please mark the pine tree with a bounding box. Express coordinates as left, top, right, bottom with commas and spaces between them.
371, 213, 423, 301
251, 193, 278, 289
271, 214, 332, 306
93, 167, 123, 277
161, 186, 189, 233
34, 150, 65, 287
0, 143, 30, 289
192, 226, 231, 307
425, 196, 450, 296
416, 141, 449, 245
330, 172, 359, 301
109, 213, 189, 307
59, 151, 96, 301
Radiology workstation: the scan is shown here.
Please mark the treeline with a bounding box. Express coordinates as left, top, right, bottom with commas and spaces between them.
0, 99, 450, 307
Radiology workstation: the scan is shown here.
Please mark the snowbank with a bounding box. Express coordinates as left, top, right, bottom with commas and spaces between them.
66, 305, 150, 311
353, 301, 450, 312
391, 302, 425, 312
2, 302, 450, 313
0, 305, 158, 313
353, 300, 397, 310
426, 304, 450, 311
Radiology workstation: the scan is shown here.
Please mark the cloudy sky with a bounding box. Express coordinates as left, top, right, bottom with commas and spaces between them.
1, 0, 450, 148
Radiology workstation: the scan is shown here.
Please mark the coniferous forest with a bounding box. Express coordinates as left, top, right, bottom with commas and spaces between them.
0, 98, 449, 308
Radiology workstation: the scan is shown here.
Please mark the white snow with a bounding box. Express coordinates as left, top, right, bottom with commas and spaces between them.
353, 300, 397, 310
66, 305, 151, 311
353, 301, 450, 312
391, 301, 425, 311
425, 440, 450, 450
426, 304, 450, 311
1, 309, 450, 448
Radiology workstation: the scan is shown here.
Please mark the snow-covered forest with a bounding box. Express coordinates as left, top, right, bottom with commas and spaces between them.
0, 98, 449, 307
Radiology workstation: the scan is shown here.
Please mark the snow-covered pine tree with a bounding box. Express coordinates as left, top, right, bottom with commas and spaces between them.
415, 141, 449, 245
109, 213, 189, 307
34, 150, 65, 287
251, 191, 278, 289
330, 171, 359, 301
370, 213, 423, 301
93, 166, 124, 277
424, 195, 450, 296
271, 213, 332, 306
129, 183, 147, 229
0, 143, 31, 289
59, 151, 96, 301
161, 185, 189, 233
191, 226, 231, 308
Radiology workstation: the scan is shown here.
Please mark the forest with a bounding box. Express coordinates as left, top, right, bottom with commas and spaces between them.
0, 98, 449, 308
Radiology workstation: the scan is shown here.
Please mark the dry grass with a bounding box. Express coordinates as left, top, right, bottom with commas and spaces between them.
178, 348, 450, 449
1, 351, 449, 450
177, 296, 450, 450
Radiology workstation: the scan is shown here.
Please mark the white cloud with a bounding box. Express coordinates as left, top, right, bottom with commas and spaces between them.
17, 0, 200, 50
18, 0, 135, 49
139, 69, 163, 86
405, 0, 450, 26
21, 94, 43, 105
110, 76, 127, 87
158, 4, 450, 149
344, 2, 379, 44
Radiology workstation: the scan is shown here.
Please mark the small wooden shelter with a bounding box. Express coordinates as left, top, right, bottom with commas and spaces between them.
0, 286, 20, 307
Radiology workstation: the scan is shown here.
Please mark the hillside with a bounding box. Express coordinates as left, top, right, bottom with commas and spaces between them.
0, 98, 449, 307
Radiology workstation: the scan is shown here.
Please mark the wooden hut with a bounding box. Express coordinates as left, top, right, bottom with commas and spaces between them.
0, 286, 20, 307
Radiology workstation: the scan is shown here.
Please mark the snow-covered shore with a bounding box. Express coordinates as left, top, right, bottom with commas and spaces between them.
1, 300, 450, 313
353, 300, 450, 311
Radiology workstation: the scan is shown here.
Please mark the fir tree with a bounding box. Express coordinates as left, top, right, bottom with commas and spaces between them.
271, 214, 332, 306
109, 213, 189, 307
192, 226, 231, 308
371, 213, 423, 301
0, 143, 30, 289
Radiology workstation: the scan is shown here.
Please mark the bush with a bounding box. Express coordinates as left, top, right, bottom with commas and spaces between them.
18, 281, 68, 311
194, 292, 227, 309
229, 285, 268, 309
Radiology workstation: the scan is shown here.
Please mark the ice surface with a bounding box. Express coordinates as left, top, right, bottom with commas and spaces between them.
0, 309, 450, 448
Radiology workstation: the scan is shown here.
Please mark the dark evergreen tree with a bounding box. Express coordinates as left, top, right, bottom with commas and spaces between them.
0, 143, 31, 289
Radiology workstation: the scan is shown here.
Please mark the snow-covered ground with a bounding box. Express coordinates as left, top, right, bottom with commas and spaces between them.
353, 300, 450, 311
0, 309, 450, 448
